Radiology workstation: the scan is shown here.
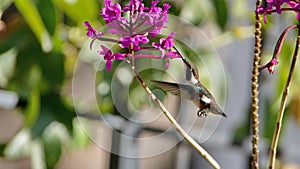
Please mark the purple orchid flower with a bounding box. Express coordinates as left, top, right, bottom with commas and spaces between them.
84, 0, 180, 71
98, 45, 125, 71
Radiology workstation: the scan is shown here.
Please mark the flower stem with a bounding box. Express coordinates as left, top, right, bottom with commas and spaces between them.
97, 37, 120, 43
264, 7, 300, 15
251, 0, 263, 168
128, 51, 220, 169
268, 26, 300, 169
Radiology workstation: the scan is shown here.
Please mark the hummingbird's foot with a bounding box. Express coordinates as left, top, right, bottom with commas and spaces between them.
197, 110, 207, 117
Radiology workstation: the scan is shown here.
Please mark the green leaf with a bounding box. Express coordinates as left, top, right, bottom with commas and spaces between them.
24, 87, 40, 128
263, 99, 288, 143
37, 52, 65, 86
179, 0, 208, 25
43, 136, 61, 168
0, 48, 17, 87
52, 0, 99, 24
212, 0, 228, 31
14, 0, 53, 52
32, 93, 75, 137
165, 1, 181, 16
6, 29, 42, 96
0, 26, 31, 54
72, 118, 90, 148
36, 0, 57, 35
0, 143, 6, 156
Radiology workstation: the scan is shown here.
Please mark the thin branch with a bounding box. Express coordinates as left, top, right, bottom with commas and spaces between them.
251, 0, 263, 168
268, 26, 300, 169
128, 52, 220, 169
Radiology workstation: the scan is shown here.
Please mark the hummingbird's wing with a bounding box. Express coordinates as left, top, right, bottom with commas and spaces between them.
151, 80, 196, 100
152, 80, 228, 118
173, 47, 199, 84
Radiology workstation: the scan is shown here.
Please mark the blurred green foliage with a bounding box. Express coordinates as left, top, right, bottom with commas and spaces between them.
5, 0, 298, 167
0, 0, 100, 167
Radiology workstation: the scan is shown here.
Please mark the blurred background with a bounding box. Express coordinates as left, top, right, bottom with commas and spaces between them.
1, 0, 300, 169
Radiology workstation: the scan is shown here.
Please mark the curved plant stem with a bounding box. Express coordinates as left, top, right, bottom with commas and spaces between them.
251, 0, 263, 168
268, 26, 300, 169
128, 50, 220, 169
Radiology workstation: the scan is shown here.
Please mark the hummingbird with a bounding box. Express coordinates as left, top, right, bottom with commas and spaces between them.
152, 47, 227, 118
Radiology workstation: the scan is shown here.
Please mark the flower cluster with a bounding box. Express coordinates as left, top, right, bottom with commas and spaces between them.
257, 1, 300, 74
259, 58, 279, 74
84, 0, 180, 71
257, 0, 300, 23
259, 24, 299, 74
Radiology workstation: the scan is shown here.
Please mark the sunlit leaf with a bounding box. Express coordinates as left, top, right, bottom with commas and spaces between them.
24, 87, 40, 128
0, 48, 17, 87
276, 41, 293, 99
72, 118, 90, 148
43, 136, 61, 168
52, 0, 99, 24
